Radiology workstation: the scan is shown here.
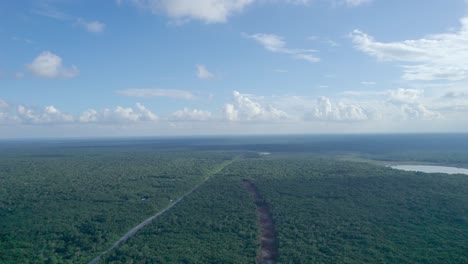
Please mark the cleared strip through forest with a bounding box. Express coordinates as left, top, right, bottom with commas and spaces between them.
88, 157, 240, 264
243, 180, 277, 264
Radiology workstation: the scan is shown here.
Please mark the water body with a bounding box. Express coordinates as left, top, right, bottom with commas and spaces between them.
391, 165, 468, 175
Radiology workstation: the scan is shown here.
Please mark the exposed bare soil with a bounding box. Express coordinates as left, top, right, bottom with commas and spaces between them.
243, 180, 277, 264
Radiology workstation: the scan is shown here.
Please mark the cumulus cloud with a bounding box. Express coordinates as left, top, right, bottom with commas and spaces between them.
223, 103, 239, 121
171, 108, 213, 121
387, 88, 424, 104
385, 88, 441, 120
117, 88, 194, 99
27, 51, 79, 79
223, 91, 289, 121
17, 105, 74, 124
79, 103, 158, 123
136, 103, 159, 121
246, 33, 320, 62
0, 100, 14, 125
130, 0, 254, 23
0, 112, 18, 124
309, 96, 369, 121
401, 104, 441, 120
196, 64, 215, 79
76, 18, 106, 33
0, 99, 8, 109
351, 17, 468, 81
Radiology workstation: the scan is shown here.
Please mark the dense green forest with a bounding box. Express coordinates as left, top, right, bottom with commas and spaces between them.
0, 135, 467, 263
0, 146, 238, 263
101, 156, 467, 263
233, 158, 468, 263
103, 165, 259, 263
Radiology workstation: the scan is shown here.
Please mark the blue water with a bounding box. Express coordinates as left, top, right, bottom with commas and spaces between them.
391, 165, 468, 175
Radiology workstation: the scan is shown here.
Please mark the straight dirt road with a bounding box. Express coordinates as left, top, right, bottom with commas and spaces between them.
88, 157, 239, 264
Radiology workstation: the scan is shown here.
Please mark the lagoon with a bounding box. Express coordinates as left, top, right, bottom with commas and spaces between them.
391, 165, 468, 175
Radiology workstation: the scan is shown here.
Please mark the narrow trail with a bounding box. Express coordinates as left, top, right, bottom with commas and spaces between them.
243, 180, 277, 264
88, 157, 239, 264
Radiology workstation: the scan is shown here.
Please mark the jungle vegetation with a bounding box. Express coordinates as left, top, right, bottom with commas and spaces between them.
0, 135, 467, 263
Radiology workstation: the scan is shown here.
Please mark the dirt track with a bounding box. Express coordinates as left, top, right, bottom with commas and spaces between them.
88, 158, 239, 264
243, 180, 277, 264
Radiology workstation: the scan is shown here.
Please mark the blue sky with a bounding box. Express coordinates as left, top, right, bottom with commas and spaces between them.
1, 0, 468, 138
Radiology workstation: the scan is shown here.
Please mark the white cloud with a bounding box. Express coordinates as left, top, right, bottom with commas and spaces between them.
387, 88, 424, 104
324, 39, 339, 47
307, 36, 339, 47
33, 3, 105, 33
0, 99, 8, 109
171, 108, 213, 121
223, 103, 239, 121
136, 103, 159, 121
273, 69, 288, 73
79, 103, 158, 123
361, 81, 376, 85
17, 105, 74, 124
309, 96, 369, 121
401, 104, 441, 120
12, 36, 33, 44
248, 33, 285, 52
246, 33, 320, 62
443, 91, 467, 99
0, 112, 7, 123
122, 0, 369, 24
117, 88, 195, 99
196, 64, 215, 79
77, 18, 106, 33
130, 0, 254, 23
384, 88, 441, 120
435, 97, 468, 113
342, 0, 372, 7
27, 51, 79, 79
284, 0, 311, 4
78, 109, 99, 123
0, 112, 18, 124
223, 91, 289, 121
351, 17, 468, 81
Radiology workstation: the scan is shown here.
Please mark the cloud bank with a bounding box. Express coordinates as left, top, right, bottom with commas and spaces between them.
117, 89, 195, 99
351, 18, 468, 81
